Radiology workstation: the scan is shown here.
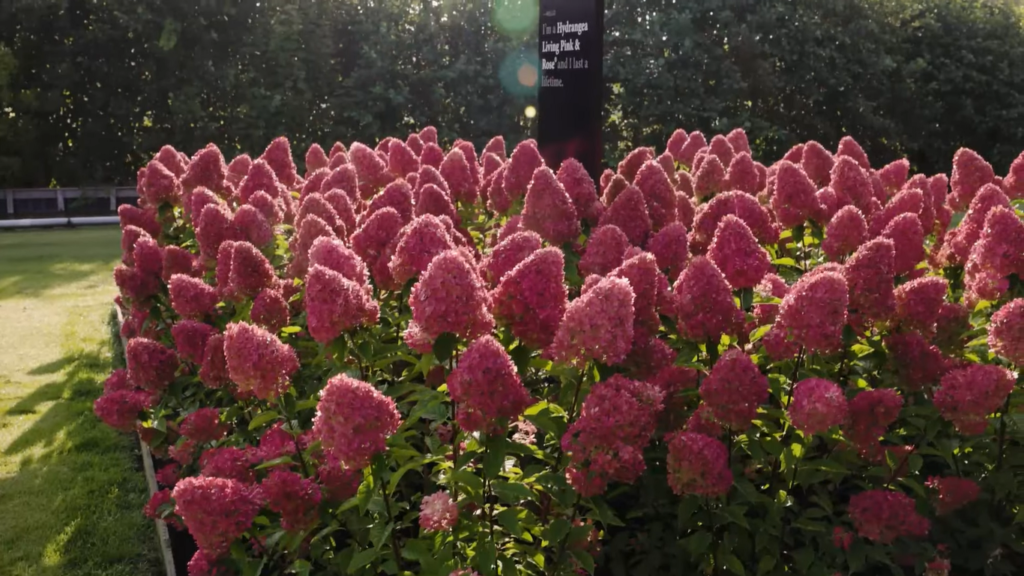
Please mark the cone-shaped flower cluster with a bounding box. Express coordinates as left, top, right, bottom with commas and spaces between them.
446, 336, 533, 433
407, 250, 494, 351
223, 322, 299, 399
848, 490, 930, 544
549, 277, 635, 367
934, 365, 1015, 435
491, 247, 567, 349
313, 374, 401, 468
172, 476, 263, 557
788, 379, 848, 435
700, 349, 769, 430
665, 432, 732, 497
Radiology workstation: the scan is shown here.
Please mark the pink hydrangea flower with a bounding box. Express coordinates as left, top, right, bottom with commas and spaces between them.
830, 156, 874, 215
351, 207, 405, 274
223, 322, 299, 400
439, 148, 477, 204
634, 160, 678, 231
127, 337, 179, 392
964, 207, 1024, 303
118, 204, 162, 239
407, 249, 494, 347
491, 247, 567, 349
693, 155, 726, 200
609, 253, 669, 340
320, 164, 359, 201
419, 142, 445, 169
552, 159, 602, 227
777, 271, 848, 353
788, 378, 848, 435
576, 225, 628, 277
261, 469, 322, 531
771, 161, 819, 229
226, 154, 253, 187
601, 173, 629, 205
926, 476, 980, 515
198, 334, 229, 388
707, 135, 733, 166
259, 137, 300, 188
846, 388, 903, 451
617, 147, 654, 182
245, 190, 284, 226
305, 264, 380, 343
673, 256, 744, 342
548, 276, 635, 367
1003, 151, 1024, 200
196, 203, 237, 262
843, 238, 896, 323
894, 277, 948, 336
420, 492, 458, 532
389, 215, 456, 285
678, 131, 708, 167
251, 289, 290, 333
481, 230, 542, 287
447, 335, 533, 432
162, 246, 196, 282
949, 148, 995, 211
690, 191, 777, 253
989, 299, 1024, 365
598, 185, 651, 246
934, 364, 1015, 435
313, 374, 401, 467
180, 408, 226, 443
822, 205, 868, 261
114, 264, 161, 303
836, 136, 870, 169
308, 236, 368, 286
848, 490, 929, 544
940, 183, 1010, 266
237, 159, 284, 204
483, 135, 506, 159
700, 349, 768, 429
707, 214, 771, 289
800, 141, 834, 188
884, 332, 946, 391
562, 375, 663, 496
666, 129, 688, 160
216, 241, 276, 301
646, 221, 689, 282
93, 390, 152, 431
182, 145, 227, 195
782, 143, 804, 164
388, 139, 420, 179
232, 204, 274, 248
141, 160, 182, 206
318, 463, 362, 502
725, 151, 759, 195
521, 166, 580, 246
199, 447, 255, 483
305, 143, 329, 176
172, 476, 263, 557
880, 213, 925, 276
503, 140, 545, 200
685, 404, 723, 437
349, 142, 393, 199
172, 320, 218, 365
877, 159, 910, 195
665, 432, 732, 497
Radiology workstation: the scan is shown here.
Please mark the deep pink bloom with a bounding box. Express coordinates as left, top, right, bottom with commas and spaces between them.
169, 274, 219, 319
162, 246, 196, 282
127, 338, 178, 392
172, 320, 217, 365
481, 152, 503, 181
562, 376, 663, 496
182, 145, 227, 195
226, 154, 253, 187
407, 249, 494, 347
934, 364, 1015, 435
832, 527, 854, 551
788, 378, 848, 435
880, 213, 925, 276
665, 432, 732, 497
102, 369, 133, 395
578, 225, 630, 277
894, 276, 948, 335
503, 140, 545, 200
678, 131, 708, 167
836, 136, 870, 169
869, 187, 929, 237
708, 135, 734, 166
447, 335, 533, 432
933, 302, 969, 353
349, 142, 394, 199
313, 374, 401, 467
830, 156, 874, 215
553, 159, 602, 227
843, 238, 896, 323
777, 271, 849, 353
418, 126, 438, 145
801, 141, 834, 188
646, 221, 689, 282
232, 204, 273, 248
259, 137, 300, 188
114, 264, 161, 303
217, 241, 276, 301
989, 299, 1024, 365
941, 183, 1010, 266
196, 203, 237, 262
198, 448, 252, 483
926, 476, 980, 515
305, 264, 380, 343
846, 388, 903, 450
812, 186, 839, 226
885, 332, 946, 392
707, 214, 771, 289
601, 173, 629, 205
172, 476, 262, 557
609, 253, 669, 340
725, 128, 751, 156
420, 492, 458, 532
251, 289, 290, 333
141, 160, 182, 207
320, 164, 359, 202
261, 469, 322, 531
388, 139, 420, 179
308, 237, 368, 286
155, 463, 179, 488
365, 178, 415, 224
598, 185, 651, 246
118, 204, 161, 239
318, 463, 362, 502
237, 159, 284, 204
949, 148, 995, 211
690, 191, 777, 253
617, 147, 654, 182
223, 322, 299, 400
483, 135, 506, 160
1004, 151, 1024, 200
199, 334, 230, 388
491, 247, 567, 349
685, 403, 723, 437
187, 187, 223, 229
693, 155, 726, 200
143, 488, 179, 527
419, 142, 445, 169
700, 349, 768, 429
389, 215, 456, 285
305, 143, 329, 176
634, 160, 678, 231
245, 190, 284, 226
187, 550, 226, 576
726, 152, 759, 195
298, 193, 342, 234
848, 490, 929, 544
771, 161, 819, 229
521, 167, 580, 245
822, 205, 868, 261
964, 207, 1024, 303
877, 159, 910, 195
93, 390, 152, 432
673, 256, 744, 342
782, 143, 804, 164
549, 276, 635, 367
481, 230, 542, 287
351, 207, 405, 278
439, 148, 477, 204
180, 408, 226, 443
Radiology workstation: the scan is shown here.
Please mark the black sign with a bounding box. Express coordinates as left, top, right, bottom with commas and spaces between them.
537, 0, 604, 181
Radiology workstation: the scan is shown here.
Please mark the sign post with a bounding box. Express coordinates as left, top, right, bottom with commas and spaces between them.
537, 0, 604, 181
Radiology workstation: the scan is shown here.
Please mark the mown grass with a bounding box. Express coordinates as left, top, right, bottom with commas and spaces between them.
0, 226, 160, 576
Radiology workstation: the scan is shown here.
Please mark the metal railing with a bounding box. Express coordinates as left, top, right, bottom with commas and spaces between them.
0, 187, 138, 228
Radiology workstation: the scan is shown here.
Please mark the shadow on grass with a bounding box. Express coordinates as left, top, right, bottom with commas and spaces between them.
0, 350, 161, 576
0, 226, 121, 301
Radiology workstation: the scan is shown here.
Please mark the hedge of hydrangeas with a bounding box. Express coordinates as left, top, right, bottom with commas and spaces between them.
96, 126, 1024, 576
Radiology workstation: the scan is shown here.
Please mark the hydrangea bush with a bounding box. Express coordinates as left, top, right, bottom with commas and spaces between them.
96, 130, 1024, 576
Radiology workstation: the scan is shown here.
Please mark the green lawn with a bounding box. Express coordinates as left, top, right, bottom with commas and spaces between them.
0, 226, 160, 576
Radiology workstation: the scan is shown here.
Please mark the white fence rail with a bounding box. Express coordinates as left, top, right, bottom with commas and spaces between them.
0, 187, 138, 227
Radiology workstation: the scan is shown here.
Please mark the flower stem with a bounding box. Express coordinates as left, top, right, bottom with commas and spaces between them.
996, 395, 1011, 471
377, 462, 404, 569
547, 494, 582, 576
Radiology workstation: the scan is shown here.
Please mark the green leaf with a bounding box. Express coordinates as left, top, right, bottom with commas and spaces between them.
369, 521, 394, 550
248, 410, 280, 430
482, 435, 507, 479
295, 398, 319, 412
719, 552, 745, 576
255, 455, 294, 470
589, 496, 625, 527
757, 556, 776, 576
509, 344, 533, 376
687, 531, 712, 556
721, 505, 749, 529
476, 540, 497, 575
570, 549, 595, 574
348, 547, 380, 573
496, 507, 524, 537
281, 325, 302, 334
491, 480, 536, 503
547, 518, 571, 544
433, 332, 458, 363
288, 559, 311, 576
